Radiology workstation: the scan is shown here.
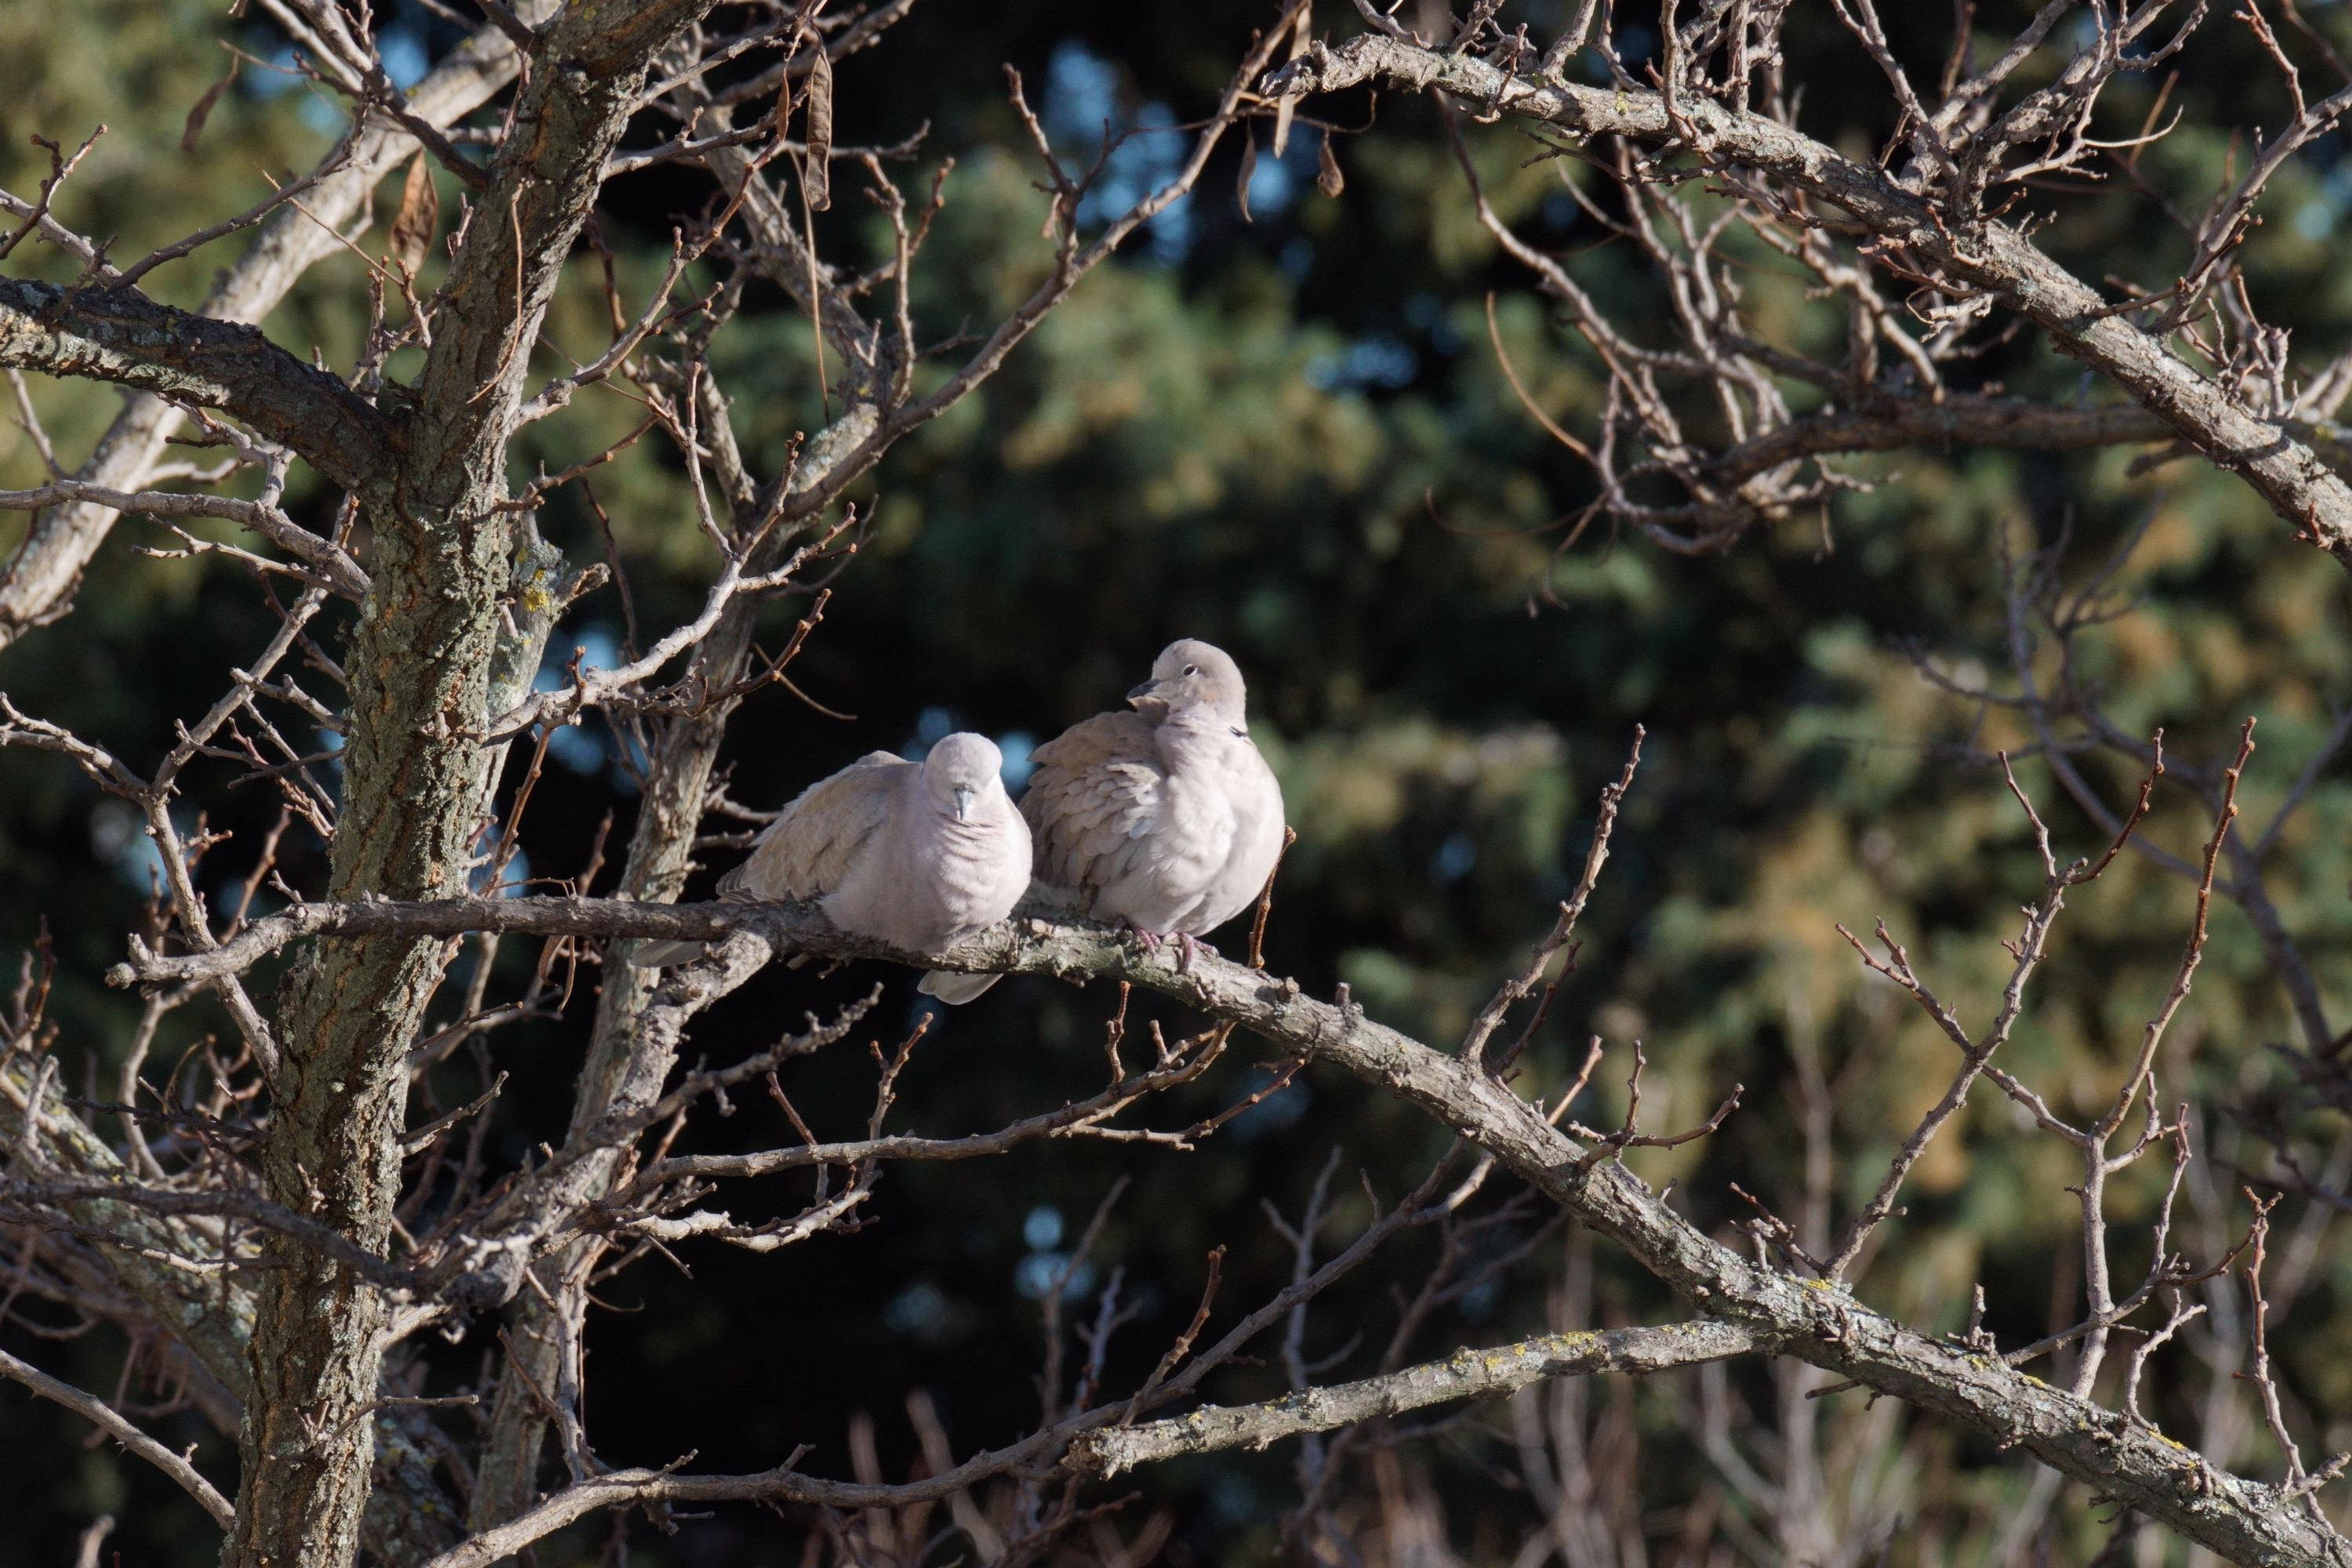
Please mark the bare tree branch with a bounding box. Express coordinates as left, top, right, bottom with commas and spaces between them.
1269, 32, 2352, 566
0, 9, 539, 645
0, 278, 394, 495
0, 1344, 236, 1527
1068, 1320, 1759, 1478
89, 886, 2348, 1564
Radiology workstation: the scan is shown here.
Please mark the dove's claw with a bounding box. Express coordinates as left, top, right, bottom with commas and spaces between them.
1121, 921, 1165, 955
1176, 931, 1203, 973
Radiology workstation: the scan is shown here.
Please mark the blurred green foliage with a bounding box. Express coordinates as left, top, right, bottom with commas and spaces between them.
3, 3, 2352, 1565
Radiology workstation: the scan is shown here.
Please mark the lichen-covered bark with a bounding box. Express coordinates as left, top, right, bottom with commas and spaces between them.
2, 1058, 464, 1566
2, 1053, 255, 1400
1705, 394, 2352, 487
1069, 1322, 1762, 1477
223, 9, 717, 1568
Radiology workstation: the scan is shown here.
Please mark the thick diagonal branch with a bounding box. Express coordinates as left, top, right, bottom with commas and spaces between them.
139, 892, 2346, 1566
0, 278, 394, 494
1067, 1321, 1759, 1477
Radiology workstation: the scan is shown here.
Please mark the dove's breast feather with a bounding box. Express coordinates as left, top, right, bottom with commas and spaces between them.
1171, 722, 1286, 935
827, 781, 1031, 957
1021, 710, 1284, 936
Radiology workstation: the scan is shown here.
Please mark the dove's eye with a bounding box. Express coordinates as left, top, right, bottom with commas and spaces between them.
1181, 664, 1197, 676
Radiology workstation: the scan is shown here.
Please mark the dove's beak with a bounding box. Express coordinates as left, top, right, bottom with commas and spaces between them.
951, 784, 979, 822
1126, 681, 1173, 723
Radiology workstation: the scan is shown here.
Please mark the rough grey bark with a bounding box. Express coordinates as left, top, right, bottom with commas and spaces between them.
219, 9, 719, 1568
2, 1033, 465, 1566
361, 1414, 468, 1568
1708, 396, 2352, 488
0, 278, 394, 495
419, 31, 892, 1528
1067, 1322, 1761, 1478
1265, 33, 2352, 568
1, 1052, 256, 1400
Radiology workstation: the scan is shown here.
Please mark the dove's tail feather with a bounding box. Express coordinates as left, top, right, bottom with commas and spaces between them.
629, 940, 709, 969
916, 970, 1001, 1004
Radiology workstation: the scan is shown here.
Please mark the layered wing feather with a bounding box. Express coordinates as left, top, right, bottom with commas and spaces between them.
1019, 713, 1165, 898
718, 751, 906, 902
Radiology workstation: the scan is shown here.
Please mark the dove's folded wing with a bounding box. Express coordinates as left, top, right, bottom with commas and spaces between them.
719, 751, 906, 902
1021, 713, 1166, 897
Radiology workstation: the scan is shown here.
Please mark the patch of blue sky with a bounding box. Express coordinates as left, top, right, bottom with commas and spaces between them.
1045, 41, 1193, 263
997, 731, 1036, 793
2296, 155, 2352, 239
1044, 41, 1118, 144
1222, 1065, 1312, 1143
1581, 27, 1653, 80
90, 799, 170, 893
1279, 235, 1314, 281
1015, 1250, 1096, 1301
904, 704, 957, 759
535, 626, 624, 776
1014, 1204, 1097, 1300
1431, 829, 1477, 883
470, 838, 531, 897
242, 37, 303, 99
1305, 332, 1419, 392
245, 24, 426, 95
904, 709, 1034, 792
1243, 131, 1322, 218
1403, 291, 1465, 354
380, 27, 429, 89
883, 1280, 953, 1339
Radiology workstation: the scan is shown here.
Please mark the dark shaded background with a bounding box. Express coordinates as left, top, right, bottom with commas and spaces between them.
3, 2, 2351, 1563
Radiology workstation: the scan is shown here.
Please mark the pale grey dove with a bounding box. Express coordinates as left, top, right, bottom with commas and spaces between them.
1020, 639, 1287, 964
631, 732, 1031, 1003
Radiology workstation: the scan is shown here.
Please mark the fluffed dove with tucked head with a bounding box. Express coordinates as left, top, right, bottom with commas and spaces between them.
631, 733, 1031, 1003
1018, 639, 1287, 965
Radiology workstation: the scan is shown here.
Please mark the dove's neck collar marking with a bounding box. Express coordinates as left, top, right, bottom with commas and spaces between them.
1159, 706, 1248, 738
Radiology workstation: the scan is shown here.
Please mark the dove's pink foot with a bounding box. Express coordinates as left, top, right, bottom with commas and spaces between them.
1118, 919, 1166, 955
1175, 931, 1212, 973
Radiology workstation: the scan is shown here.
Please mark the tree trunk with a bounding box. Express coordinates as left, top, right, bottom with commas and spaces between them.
220, 9, 716, 1566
